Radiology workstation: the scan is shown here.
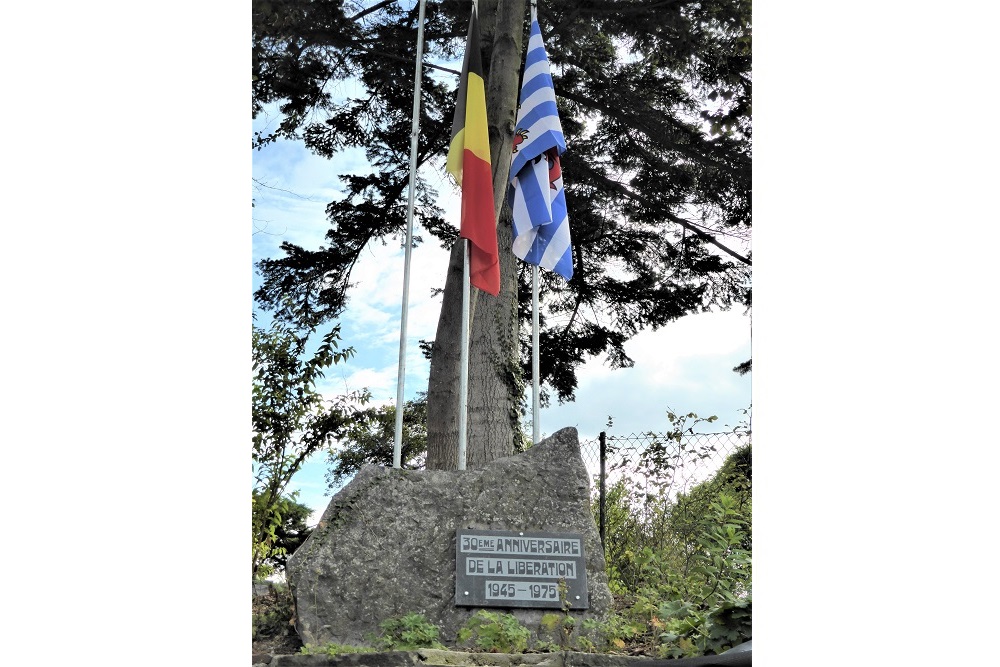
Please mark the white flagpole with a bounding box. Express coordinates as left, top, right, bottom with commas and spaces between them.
532, 265, 540, 444
393, 0, 429, 469
530, 0, 540, 444
458, 239, 471, 470
457, 0, 479, 471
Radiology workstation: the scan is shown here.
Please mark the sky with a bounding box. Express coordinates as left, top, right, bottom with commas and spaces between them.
252, 105, 752, 526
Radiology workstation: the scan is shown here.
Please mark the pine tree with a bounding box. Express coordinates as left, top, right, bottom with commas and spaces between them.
252, 0, 751, 469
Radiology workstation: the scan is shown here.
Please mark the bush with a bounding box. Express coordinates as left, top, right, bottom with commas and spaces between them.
591, 426, 752, 657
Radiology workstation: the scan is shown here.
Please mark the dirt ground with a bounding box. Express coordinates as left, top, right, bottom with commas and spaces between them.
253, 631, 303, 657
252, 585, 304, 657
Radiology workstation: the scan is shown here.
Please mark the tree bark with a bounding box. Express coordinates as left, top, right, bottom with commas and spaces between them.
425, 0, 527, 470
424, 242, 465, 470
465, 203, 523, 467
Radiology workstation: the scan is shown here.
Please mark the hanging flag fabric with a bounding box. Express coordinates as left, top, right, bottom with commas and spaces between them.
508, 9, 572, 280
446, 4, 499, 296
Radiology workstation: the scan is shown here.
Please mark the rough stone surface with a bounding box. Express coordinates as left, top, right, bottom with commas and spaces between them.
270, 653, 422, 667
417, 650, 561, 667
268, 652, 752, 667
286, 427, 612, 648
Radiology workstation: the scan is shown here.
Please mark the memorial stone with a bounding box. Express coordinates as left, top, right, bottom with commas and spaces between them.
286, 427, 612, 647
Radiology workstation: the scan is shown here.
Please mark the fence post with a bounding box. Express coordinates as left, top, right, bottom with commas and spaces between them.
599, 430, 607, 554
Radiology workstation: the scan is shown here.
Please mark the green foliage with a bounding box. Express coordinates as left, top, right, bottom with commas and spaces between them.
580, 614, 646, 653
456, 610, 531, 653
252, 0, 359, 146
253, 0, 752, 404
539, 613, 562, 633
638, 492, 751, 657
531, 640, 562, 653
252, 314, 369, 578
536, 609, 579, 651
599, 410, 727, 593
251, 491, 284, 581
251, 490, 314, 578
536, 612, 563, 650
326, 395, 428, 490
589, 410, 752, 657
299, 643, 376, 655
374, 613, 446, 650
630, 410, 721, 494
703, 597, 753, 656
252, 584, 295, 642
669, 415, 752, 578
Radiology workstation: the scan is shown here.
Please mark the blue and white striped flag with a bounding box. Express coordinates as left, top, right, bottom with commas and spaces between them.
509, 9, 572, 280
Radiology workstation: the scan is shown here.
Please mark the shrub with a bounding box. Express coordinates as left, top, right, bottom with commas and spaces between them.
590, 422, 752, 658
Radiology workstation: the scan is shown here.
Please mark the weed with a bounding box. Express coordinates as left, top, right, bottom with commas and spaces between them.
376, 612, 446, 650
457, 610, 530, 653
300, 643, 376, 655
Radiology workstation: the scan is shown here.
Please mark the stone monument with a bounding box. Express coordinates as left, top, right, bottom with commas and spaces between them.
286, 427, 612, 648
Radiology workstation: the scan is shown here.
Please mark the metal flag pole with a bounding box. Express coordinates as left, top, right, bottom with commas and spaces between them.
457, 0, 479, 471
393, 0, 429, 469
532, 265, 540, 444
530, 0, 540, 444
458, 239, 471, 470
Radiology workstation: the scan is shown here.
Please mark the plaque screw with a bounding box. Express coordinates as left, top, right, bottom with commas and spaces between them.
464, 591, 469, 596
519, 532, 524, 536
575, 596, 580, 600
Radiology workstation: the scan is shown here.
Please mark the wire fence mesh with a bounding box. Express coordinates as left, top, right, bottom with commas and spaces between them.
579, 430, 751, 547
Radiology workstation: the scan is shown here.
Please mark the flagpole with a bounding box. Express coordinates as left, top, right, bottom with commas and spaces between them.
529, 0, 540, 445
532, 265, 540, 444
458, 239, 471, 470
393, 0, 429, 469
511, 1, 573, 448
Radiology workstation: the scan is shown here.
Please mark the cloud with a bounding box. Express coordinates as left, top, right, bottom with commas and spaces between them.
621, 310, 751, 389
340, 365, 399, 398
329, 230, 451, 402
251, 135, 370, 268
534, 310, 751, 441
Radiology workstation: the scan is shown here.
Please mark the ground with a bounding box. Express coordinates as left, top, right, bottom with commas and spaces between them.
252, 584, 304, 657
253, 631, 303, 657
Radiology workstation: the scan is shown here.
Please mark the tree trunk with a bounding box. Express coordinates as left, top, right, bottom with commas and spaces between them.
465, 203, 523, 467
425, 0, 527, 470
424, 242, 465, 470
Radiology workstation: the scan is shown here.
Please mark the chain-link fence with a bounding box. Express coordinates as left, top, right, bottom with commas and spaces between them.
579, 430, 751, 549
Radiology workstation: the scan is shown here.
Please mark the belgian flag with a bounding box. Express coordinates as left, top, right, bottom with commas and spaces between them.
446, 4, 499, 296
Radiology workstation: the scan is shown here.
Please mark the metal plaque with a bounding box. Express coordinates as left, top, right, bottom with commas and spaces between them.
455, 529, 589, 609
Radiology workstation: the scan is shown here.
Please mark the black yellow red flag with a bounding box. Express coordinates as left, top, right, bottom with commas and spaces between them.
446, 5, 499, 296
